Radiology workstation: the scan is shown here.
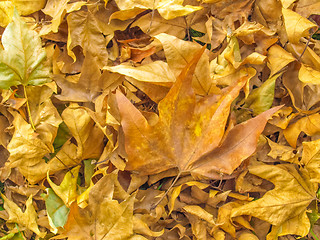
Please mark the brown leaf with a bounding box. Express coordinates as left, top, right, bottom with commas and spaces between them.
117, 47, 281, 179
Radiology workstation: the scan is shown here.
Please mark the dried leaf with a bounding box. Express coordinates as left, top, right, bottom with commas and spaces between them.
2, 194, 46, 237
231, 164, 316, 237
0, 10, 51, 89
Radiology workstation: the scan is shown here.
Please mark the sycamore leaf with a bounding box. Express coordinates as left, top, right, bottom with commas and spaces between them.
0, 2, 14, 27
26, 83, 63, 150
104, 61, 176, 86
280, 0, 296, 8
169, 181, 210, 214
231, 164, 316, 237
47, 166, 80, 207
58, 173, 137, 240
6, 111, 51, 169
42, 188, 70, 233
299, 63, 320, 84
113, 0, 202, 20
0, 10, 51, 89
41, 0, 86, 33
10, 0, 46, 16
283, 113, 320, 148
1, 194, 46, 238
301, 138, 320, 183
267, 44, 296, 76
239, 73, 280, 116
154, 33, 213, 95
67, 10, 108, 66
0, 0, 46, 27
61, 104, 103, 159
282, 8, 317, 44
117, 48, 280, 179
267, 212, 311, 239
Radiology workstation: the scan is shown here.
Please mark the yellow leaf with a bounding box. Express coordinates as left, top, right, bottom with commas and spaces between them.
0, 2, 14, 27
301, 138, 320, 183
169, 181, 210, 214
154, 33, 215, 95
266, 138, 298, 163
42, 0, 86, 33
231, 164, 316, 235
183, 205, 216, 226
282, 8, 317, 44
266, 213, 310, 239
7, 111, 51, 169
1, 194, 46, 238
114, 0, 202, 20
299, 63, 320, 85
47, 166, 80, 207
280, 0, 296, 8
57, 173, 137, 239
267, 44, 296, 76
104, 61, 176, 86
283, 113, 320, 148
237, 230, 259, 240
12, 0, 46, 15
67, 10, 108, 66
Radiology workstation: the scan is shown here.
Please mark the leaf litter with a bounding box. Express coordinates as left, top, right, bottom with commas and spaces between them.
0, 0, 319, 239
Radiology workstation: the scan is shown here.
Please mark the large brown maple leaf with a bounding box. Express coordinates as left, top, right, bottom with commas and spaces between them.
116, 48, 280, 179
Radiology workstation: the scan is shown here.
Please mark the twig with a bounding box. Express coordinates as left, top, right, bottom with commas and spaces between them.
151, 171, 182, 209
147, 0, 156, 33
298, 29, 319, 61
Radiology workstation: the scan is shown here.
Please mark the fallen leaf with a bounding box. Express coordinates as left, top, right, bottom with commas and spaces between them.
301, 138, 320, 183
105, 61, 176, 86
66, 10, 109, 66
1, 194, 46, 237
113, 0, 202, 20
154, 33, 214, 95
267, 44, 296, 76
41, 0, 86, 33
117, 47, 281, 180
231, 164, 316, 238
282, 8, 317, 44
42, 188, 70, 233
57, 172, 138, 239
283, 113, 320, 148
0, 10, 51, 89
47, 166, 80, 207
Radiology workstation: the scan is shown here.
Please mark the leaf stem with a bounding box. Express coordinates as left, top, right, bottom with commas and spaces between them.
151, 171, 182, 210
23, 85, 35, 130
310, 228, 319, 240
298, 29, 319, 61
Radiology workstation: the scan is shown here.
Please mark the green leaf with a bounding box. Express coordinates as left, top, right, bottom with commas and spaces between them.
42, 188, 70, 232
0, 9, 51, 89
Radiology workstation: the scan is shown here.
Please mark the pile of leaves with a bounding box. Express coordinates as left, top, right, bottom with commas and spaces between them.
0, 0, 320, 239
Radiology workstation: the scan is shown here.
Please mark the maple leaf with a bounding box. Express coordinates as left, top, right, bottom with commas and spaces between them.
116, 48, 281, 180
42, 188, 70, 234
1, 194, 46, 238
67, 9, 109, 67
0, 0, 46, 27
57, 172, 139, 240
113, 0, 202, 21
41, 0, 86, 34
231, 164, 316, 239
0, 9, 51, 89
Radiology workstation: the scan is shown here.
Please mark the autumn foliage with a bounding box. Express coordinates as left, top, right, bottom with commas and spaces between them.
0, 0, 320, 239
